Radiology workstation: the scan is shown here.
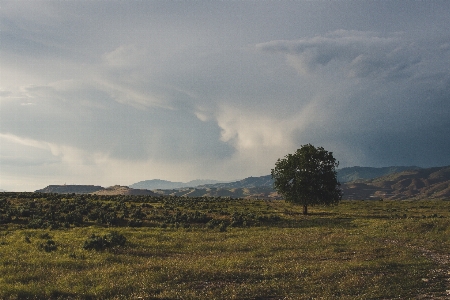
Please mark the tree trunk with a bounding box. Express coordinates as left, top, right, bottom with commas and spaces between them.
303, 205, 308, 215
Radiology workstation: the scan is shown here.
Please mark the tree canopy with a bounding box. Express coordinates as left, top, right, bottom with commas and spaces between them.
271, 144, 342, 215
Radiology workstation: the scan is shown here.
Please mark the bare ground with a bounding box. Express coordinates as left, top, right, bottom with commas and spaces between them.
387, 239, 450, 299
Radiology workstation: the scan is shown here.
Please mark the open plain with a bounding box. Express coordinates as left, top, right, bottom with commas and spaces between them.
0, 193, 449, 299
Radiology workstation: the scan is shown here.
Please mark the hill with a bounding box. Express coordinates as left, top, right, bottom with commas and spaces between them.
34, 185, 158, 196
342, 166, 450, 200
153, 166, 450, 200
193, 166, 421, 189
337, 166, 421, 183
153, 186, 280, 199
129, 179, 223, 190
127, 166, 420, 192
33, 166, 450, 200
35, 185, 104, 194
91, 185, 158, 196
198, 175, 274, 189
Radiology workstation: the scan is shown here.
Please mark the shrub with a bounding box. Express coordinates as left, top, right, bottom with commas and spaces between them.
128, 219, 143, 227
206, 219, 219, 229
107, 231, 126, 247
83, 231, 126, 251
39, 239, 57, 252
83, 235, 109, 251
0, 213, 12, 224
27, 217, 43, 228
219, 221, 227, 232
39, 232, 52, 239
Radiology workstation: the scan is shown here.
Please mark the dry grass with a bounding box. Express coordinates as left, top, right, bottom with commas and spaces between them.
0, 197, 449, 299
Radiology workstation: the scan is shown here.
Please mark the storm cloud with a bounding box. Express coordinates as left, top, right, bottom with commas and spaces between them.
1, 1, 449, 191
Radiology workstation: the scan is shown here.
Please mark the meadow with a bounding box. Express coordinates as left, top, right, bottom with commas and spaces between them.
0, 193, 449, 299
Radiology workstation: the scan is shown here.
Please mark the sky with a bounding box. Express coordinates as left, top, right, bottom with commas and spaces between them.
1, 1, 450, 191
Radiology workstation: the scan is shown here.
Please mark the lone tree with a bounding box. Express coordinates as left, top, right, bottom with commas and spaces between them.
271, 144, 342, 215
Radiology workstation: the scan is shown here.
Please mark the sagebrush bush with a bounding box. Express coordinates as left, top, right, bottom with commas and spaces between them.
38, 239, 57, 252
83, 231, 126, 251
128, 219, 143, 227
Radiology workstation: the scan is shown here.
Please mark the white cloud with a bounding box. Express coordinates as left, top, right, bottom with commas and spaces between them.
94, 78, 172, 110
194, 106, 212, 122
213, 96, 334, 172
217, 105, 290, 150
1, 133, 51, 151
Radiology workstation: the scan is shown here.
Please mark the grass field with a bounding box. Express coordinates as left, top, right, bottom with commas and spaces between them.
1, 194, 449, 299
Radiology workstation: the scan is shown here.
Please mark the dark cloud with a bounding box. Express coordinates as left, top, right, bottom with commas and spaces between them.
259, 30, 450, 168
1, 1, 450, 191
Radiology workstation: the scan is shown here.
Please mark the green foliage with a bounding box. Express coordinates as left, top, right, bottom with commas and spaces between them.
271, 144, 342, 214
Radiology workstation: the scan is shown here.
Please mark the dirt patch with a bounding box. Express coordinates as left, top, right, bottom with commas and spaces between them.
386, 239, 450, 299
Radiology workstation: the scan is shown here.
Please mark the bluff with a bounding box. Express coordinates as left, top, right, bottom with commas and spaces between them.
91, 185, 158, 196
35, 185, 104, 194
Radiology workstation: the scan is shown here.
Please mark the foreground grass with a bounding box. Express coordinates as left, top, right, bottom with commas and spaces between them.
1, 198, 449, 299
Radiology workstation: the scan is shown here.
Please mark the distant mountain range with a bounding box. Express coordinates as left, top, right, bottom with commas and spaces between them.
31, 165, 450, 200
33, 166, 421, 194
160, 166, 423, 190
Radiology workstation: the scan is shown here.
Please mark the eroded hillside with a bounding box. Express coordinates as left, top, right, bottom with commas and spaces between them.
342, 166, 450, 200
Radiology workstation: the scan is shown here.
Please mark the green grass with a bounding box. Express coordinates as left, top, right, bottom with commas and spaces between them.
1, 195, 449, 299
